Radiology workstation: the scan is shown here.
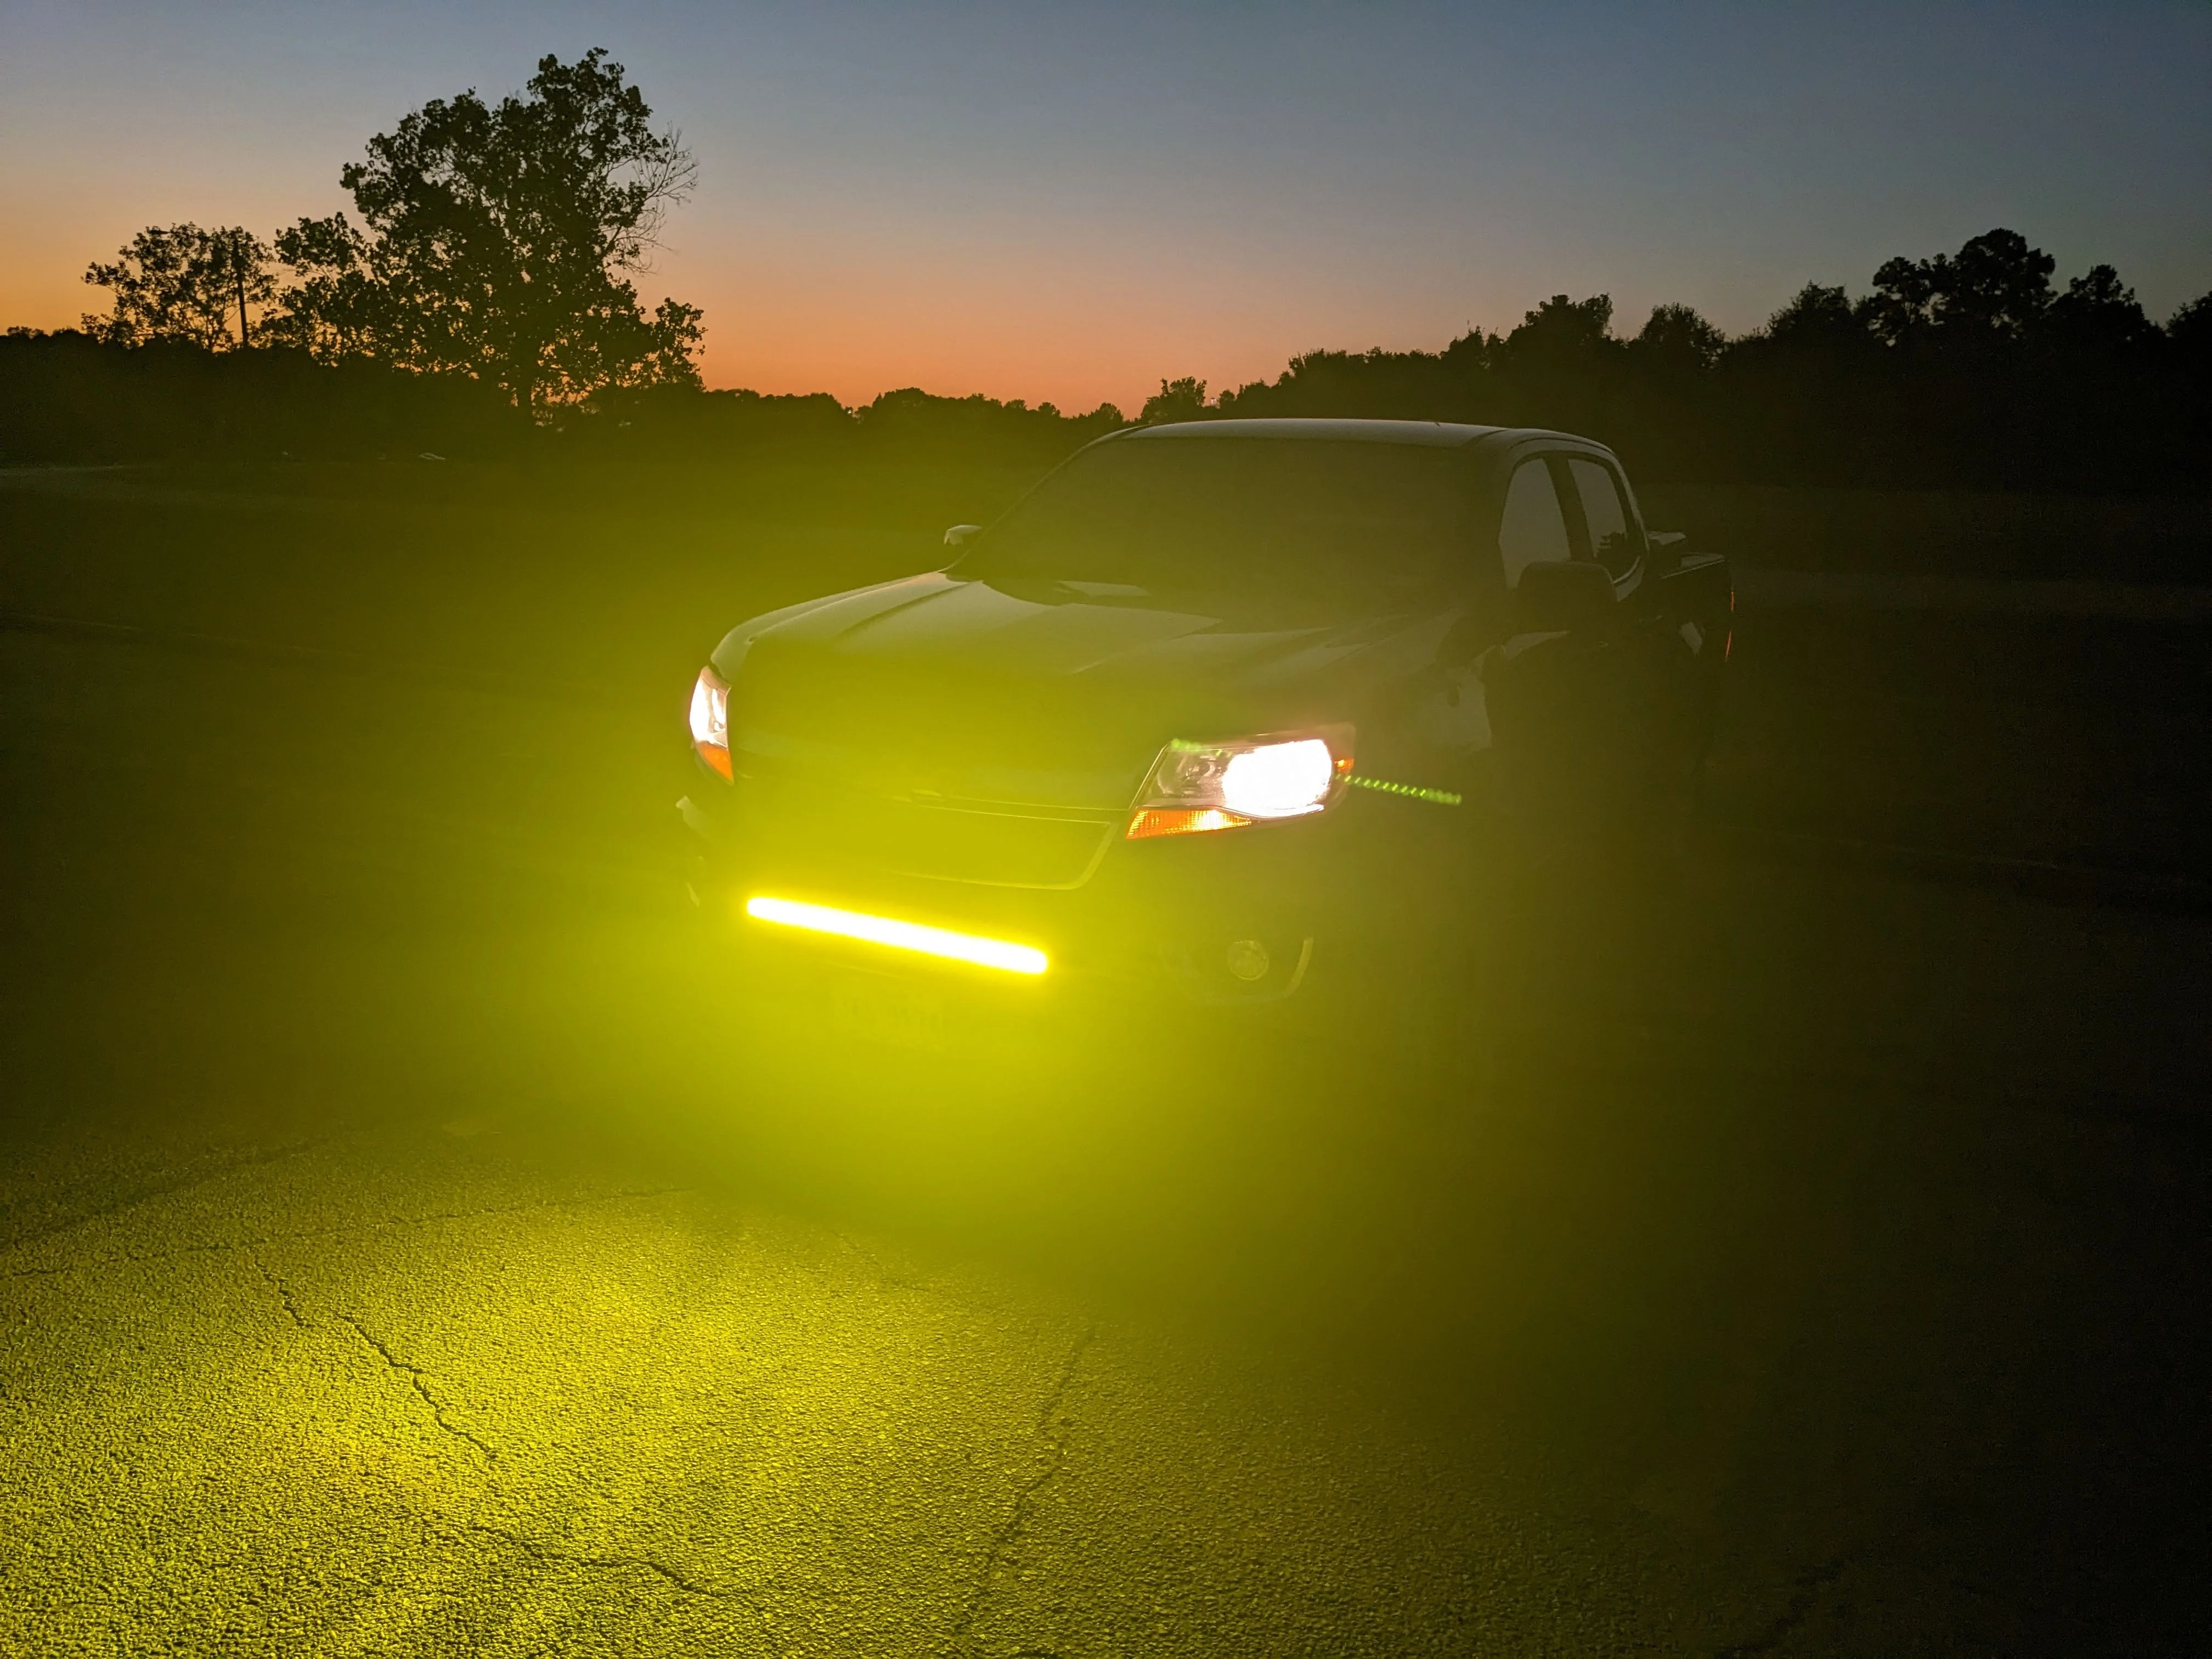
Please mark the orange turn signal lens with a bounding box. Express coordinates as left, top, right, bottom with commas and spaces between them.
1126, 806, 1254, 840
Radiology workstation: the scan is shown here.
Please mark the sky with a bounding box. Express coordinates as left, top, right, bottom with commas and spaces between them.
3, 1, 2208, 413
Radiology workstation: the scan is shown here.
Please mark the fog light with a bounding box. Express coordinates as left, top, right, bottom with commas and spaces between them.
1225, 939, 1271, 981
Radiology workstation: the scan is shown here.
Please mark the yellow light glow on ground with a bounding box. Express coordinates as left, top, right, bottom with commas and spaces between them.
743, 896, 1048, 975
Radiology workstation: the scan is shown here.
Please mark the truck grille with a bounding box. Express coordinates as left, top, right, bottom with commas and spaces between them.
738, 776, 1115, 890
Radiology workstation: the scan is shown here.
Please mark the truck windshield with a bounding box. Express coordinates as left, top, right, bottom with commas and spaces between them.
958, 437, 1476, 607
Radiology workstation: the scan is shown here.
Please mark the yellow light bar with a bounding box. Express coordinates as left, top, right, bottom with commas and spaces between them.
743, 895, 1047, 976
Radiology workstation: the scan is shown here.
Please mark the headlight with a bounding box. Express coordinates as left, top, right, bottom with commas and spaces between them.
688, 665, 732, 780
1127, 727, 1352, 839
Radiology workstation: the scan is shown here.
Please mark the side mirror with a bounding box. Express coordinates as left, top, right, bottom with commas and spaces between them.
1646, 528, 1688, 575
1514, 559, 1617, 634
943, 523, 983, 549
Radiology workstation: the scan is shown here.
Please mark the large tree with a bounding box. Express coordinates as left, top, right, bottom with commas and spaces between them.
1863, 227, 2056, 345
262, 212, 389, 364
2042, 264, 2162, 357
271, 49, 703, 411
1140, 376, 1210, 424
82, 223, 274, 349
1628, 302, 1728, 375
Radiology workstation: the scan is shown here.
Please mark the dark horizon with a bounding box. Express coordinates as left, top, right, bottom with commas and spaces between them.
19, 218, 2210, 503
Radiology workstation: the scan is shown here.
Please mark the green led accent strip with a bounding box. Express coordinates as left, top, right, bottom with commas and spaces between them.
1346, 774, 1463, 807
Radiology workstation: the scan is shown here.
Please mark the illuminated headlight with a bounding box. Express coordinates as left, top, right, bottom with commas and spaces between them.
688, 665, 731, 780
1127, 727, 1352, 839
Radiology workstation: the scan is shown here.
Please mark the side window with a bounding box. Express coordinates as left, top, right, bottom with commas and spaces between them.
1498, 459, 1571, 586
1568, 459, 1639, 577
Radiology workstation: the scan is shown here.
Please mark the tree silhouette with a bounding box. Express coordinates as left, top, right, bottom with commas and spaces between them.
2169, 292, 2212, 364
261, 214, 388, 364
1759, 283, 1864, 351
1142, 376, 1210, 424
2043, 265, 2162, 357
22, 212, 2212, 491
274, 49, 703, 413
1492, 294, 1621, 432
1503, 294, 1617, 358
83, 224, 274, 349
1629, 303, 1728, 374
1864, 227, 2056, 345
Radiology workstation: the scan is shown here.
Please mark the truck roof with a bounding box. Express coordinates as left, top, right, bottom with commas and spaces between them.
1122, 417, 1506, 448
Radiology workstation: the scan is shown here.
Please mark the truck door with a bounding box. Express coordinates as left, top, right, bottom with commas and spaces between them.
1483, 451, 1622, 834
1559, 455, 1705, 804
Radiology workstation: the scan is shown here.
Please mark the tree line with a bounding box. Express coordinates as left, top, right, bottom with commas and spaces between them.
1144, 230, 2209, 491
4, 47, 2207, 492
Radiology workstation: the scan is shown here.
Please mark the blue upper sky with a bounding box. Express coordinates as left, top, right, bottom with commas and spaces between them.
4, 0, 2206, 409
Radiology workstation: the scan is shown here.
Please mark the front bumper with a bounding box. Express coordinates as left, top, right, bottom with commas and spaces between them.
679, 765, 1476, 1004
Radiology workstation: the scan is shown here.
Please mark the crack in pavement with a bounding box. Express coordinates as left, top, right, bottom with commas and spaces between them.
248, 1250, 312, 1330
1714, 1549, 1862, 1657
461, 1521, 735, 1601
1, 1187, 690, 1282
246, 1251, 500, 1469
335, 1313, 500, 1466
948, 1325, 1097, 1654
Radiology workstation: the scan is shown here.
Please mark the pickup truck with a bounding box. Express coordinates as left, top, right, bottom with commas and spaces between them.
678, 418, 1729, 1006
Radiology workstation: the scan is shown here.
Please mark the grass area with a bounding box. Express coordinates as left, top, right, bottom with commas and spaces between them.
0, 458, 1048, 697
4, 460, 2207, 881
5, 462, 2200, 661
1642, 481, 2210, 583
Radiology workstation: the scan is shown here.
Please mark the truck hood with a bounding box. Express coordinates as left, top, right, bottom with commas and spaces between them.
713, 573, 1448, 811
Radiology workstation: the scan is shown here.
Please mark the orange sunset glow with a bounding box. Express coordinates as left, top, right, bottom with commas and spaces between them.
5, 2, 2206, 411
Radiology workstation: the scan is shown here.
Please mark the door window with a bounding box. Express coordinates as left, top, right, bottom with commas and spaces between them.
1568, 459, 1639, 577
1498, 459, 1571, 586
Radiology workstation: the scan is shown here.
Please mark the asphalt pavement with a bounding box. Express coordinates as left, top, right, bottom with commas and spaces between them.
2, 603, 2208, 1655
